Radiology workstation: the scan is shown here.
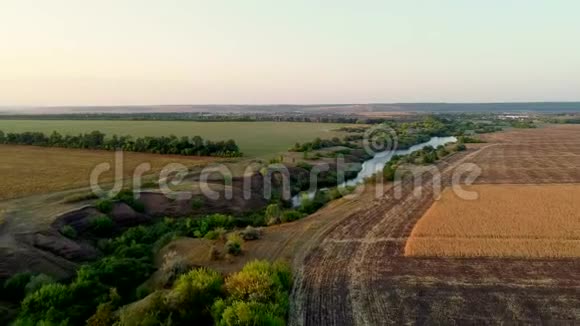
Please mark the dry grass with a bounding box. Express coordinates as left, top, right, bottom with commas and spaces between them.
0, 145, 214, 200
405, 184, 580, 258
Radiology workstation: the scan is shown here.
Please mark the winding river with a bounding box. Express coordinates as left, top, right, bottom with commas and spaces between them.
291, 136, 457, 206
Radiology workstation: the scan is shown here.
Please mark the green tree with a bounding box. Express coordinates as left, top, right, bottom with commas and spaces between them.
24, 274, 55, 296
166, 268, 224, 323
218, 301, 285, 326
265, 204, 281, 225
2, 272, 33, 302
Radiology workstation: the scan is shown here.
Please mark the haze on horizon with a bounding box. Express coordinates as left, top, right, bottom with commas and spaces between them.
1, 0, 579, 107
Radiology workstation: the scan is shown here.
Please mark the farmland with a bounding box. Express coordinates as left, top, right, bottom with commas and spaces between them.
289, 125, 580, 325
0, 145, 212, 200
405, 184, 580, 258
3, 120, 580, 324
0, 120, 355, 157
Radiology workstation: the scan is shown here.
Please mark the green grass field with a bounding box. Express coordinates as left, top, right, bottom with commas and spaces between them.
0, 120, 355, 157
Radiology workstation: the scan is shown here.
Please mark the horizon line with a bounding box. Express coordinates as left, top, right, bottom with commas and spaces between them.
2, 100, 580, 109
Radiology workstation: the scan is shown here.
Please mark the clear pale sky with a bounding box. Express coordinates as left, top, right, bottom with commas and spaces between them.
1, 0, 579, 106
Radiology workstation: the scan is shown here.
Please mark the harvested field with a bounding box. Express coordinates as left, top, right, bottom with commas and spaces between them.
0, 145, 212, 200
405, 184, 580, 258
474, 125, 580, 184
289, 125, 580, 325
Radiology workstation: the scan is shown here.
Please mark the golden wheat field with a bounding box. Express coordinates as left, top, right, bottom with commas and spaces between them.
404, 184, 580, 258
0, 145, 214, 200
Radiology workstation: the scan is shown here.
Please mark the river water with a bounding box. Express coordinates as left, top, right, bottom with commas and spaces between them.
291, 136, 457, 206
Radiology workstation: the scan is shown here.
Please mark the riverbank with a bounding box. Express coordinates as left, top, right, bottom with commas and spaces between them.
291, 136, 457, 206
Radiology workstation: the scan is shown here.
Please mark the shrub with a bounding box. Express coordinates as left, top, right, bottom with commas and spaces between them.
95, 199, 113, 214
115, 190, 146, 213
135, 285, 152, 300
160, 251, 191, 288
211, 298, 228, 324
268, 157, 282, 164
113, 243, 151, 260
215, 260, 292, 325
60, 225, 77, 239
90, 215, 114, 237
76, 256, 154, 301
458, 136, 485, 143
204, 230, 219, 240
265, 204, 281, 225
205, 227, 229, 241
2, 272, 33, 302
152, 232, 177, 254
295, 161, 313, 171
280, 210, 303, 223
208, 245, 222, 261
455, 143, 467, 151
224, 260, 279, 303
205, 214, 234, 230
327, 188, 341, 200
250, 213, 267, 227
241, 226, 262, 241
225, 234, 243, 256
166, 268, 224, 323
272, 260, 293, 292
214, 227, 227, 241
437, 148, 450, 158
191, 197, 204, 210
19, 283, 74, 323
298, 191, 330, 215
217, 301, 285, 326
266, 216, 280, 226
129, 200, 145, 213
86, 302, 117, 326
25, 274, 56, 296
116, 291, 171, 326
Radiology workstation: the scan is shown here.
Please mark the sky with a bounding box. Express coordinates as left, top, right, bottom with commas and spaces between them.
1, 0, 579, 106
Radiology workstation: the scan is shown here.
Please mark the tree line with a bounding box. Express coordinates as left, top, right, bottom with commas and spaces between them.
0, 112, 366, 124
0, 130, 242, 157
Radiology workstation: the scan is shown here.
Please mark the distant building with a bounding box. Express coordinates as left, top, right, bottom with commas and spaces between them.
498, 114, 530, 120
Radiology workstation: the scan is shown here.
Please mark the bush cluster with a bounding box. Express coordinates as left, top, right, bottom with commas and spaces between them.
112, 260, 292, 326
297, 186, 355, 215
60, 225, 77, 239
225, 234, 243, 256
90, 216, 115, 237
114, 190, 146, 213
289, 137, 352, 152
381, 142, 468, 181
11, 212, 239, 325
95, 199, 113, 214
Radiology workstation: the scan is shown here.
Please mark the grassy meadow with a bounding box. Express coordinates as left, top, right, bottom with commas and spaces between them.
0, 120, 354, 157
